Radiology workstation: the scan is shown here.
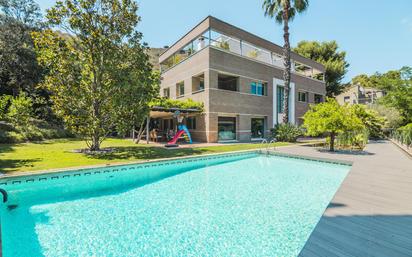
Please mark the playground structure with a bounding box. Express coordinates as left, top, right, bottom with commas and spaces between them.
165, 111, 193, 147
167, 124, 192, 145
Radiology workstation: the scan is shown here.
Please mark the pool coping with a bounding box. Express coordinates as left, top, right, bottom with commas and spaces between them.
0, 150, 260, 179
0, 148, 352, 182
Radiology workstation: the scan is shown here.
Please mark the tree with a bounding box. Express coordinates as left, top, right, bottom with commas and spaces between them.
0, 0, 44, 96
351, 104, 384, 138
263, 0, 309, 123
369, 103, 402, 129
293, 40, 349, 97
303, 99, 363, 151
33, 0, 159, 151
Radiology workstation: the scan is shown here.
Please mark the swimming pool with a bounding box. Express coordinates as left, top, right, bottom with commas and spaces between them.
0, 152, 350, 257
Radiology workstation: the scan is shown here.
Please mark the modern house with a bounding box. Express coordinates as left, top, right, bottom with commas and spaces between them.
155, 16, 326, 143
336, 84, 385, 105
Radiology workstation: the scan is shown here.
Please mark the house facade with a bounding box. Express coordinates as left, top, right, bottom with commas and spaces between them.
157, 16, 326, 143
336, 84, 385, 105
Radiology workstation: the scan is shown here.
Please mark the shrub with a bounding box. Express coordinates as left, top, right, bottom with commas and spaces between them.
351, 104, 385, 139
394, 123, 412, 146
0, 131, 25, 144
271, 123, 303, 142
369, 103, 402, 129
7, 93, 33, 130
0, 95, 11, 121
336, 130, 369, 150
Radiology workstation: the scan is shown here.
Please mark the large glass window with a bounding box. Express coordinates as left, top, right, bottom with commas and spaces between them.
176, 82, 184, 97
277, 86, 285, 114
163, 88, 170, 98
251, 118, 265, 138
192, 74, 205, 93
218, 74, 238, 91
314, 94, 323, 104
250, 82, 267, 96
186, 117, 196, 130
298, 91, 308, 102
218, 117, 236, 141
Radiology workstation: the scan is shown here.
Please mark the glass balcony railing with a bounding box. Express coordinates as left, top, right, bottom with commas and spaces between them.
160, 28, 325, 82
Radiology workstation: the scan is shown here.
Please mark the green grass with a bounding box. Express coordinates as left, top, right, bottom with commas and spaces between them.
0, 138, 290, 173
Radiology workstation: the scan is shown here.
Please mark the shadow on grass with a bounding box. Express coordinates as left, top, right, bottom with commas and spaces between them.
0, 143, 43, 173
87, 146, 209, 161
0, 158, 41, 173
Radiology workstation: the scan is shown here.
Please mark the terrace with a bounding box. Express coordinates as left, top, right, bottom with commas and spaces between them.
275, 141, 412, 257
159, 16, 325, 81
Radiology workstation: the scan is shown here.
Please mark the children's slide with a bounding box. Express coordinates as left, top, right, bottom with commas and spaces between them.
167, 125, 192, 145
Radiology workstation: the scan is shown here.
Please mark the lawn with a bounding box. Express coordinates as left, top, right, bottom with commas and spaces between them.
0, 138, 290, 173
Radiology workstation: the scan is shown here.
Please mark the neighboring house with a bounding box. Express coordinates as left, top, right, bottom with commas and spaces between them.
155, 16, 326, 143
336, 84, 385, 105
148, 47, 166, 71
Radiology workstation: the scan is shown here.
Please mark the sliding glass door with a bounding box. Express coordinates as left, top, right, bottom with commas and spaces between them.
218, 117, 236, 141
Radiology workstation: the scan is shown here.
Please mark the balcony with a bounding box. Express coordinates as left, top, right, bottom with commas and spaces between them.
160, 28, 325, 82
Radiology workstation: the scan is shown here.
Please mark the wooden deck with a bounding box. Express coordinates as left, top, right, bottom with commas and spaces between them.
278, 140, 412, 257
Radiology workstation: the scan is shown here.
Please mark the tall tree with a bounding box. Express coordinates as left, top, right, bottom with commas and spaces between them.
294, 40, 349, 97
33, 0, 159, 151
0, 0, 43, 96
263, 0, 309, 123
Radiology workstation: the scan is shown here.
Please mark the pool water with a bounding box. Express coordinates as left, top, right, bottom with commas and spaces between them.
0, 153, 350, 257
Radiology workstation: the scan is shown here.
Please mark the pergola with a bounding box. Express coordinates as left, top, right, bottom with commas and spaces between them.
145, 106, 201, 143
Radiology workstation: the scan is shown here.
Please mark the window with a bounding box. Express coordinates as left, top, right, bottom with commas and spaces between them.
163, 88, 170, 98
218, 117, 236, 141
218, 74, 238, 91
251, 118, 265, 138
192, 74, 205, 92
298, 91, 308, 102
186, 117, 196, 130
314, 94, 323, 104
344, 96, 350, 103
176, 82, 184, 97
277, 86, 284, 114
250, 82, 267, 96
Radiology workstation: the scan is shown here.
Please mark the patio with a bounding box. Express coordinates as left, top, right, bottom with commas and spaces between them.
275, 140, 412, 257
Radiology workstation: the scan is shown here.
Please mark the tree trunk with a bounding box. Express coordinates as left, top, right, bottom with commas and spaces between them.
329, 132, 336, 152
134, 119, 146, 144
90, 133, 100, 151
282, 1, 291, 124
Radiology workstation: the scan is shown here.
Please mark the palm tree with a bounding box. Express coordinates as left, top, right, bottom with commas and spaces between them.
263, 0, 309, 123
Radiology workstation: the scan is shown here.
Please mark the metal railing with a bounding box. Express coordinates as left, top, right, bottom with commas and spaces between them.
0, 188, 8, 203
259, 138, 277, 154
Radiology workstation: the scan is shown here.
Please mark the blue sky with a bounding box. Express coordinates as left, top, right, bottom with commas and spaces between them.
37, 0, 412, 82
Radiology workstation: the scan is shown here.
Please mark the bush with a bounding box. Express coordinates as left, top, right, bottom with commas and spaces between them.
271, 123, 303, 142
351, 105, 385, 139
336, 130, 369, 150
0, 120, 73, 143
7, 93, 33, 130
0, 130, 25, 144
394, 123, 412, 146
369, 103, 402, 129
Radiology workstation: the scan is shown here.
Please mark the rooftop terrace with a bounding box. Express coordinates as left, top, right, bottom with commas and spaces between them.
159, 16, 325, 82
